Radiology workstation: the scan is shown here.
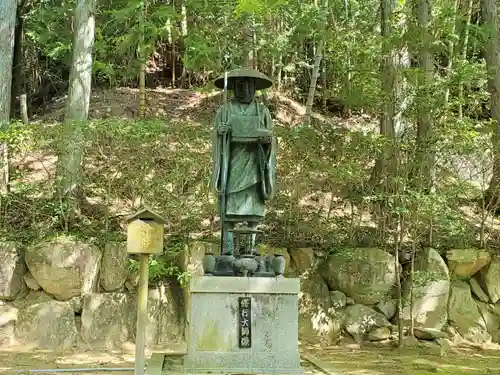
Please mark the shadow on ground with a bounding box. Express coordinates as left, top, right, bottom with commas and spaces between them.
304, 342, 500, 375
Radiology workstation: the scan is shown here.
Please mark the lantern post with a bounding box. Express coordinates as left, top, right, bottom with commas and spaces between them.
126, 208, 165, 375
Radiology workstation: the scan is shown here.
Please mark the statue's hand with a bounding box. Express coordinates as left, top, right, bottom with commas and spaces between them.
217, 122, 230, 135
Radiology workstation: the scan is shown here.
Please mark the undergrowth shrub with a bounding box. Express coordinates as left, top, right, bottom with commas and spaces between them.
0, 116, 498, 260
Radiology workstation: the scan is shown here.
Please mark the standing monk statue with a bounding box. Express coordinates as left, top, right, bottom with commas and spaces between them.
211, 67, 277, 259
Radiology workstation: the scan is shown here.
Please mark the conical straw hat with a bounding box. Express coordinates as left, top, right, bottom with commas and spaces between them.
214, 67, 273, 90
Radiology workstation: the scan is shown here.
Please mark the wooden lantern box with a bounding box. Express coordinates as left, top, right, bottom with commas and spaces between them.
126, 208, 164, 255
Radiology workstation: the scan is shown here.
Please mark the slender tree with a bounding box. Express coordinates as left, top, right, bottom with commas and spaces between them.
458, 0, 473, 119
0, 0, 17, 194
10, 0, 26, 118
443, 0, 459, 108
304, 0, 329, 125
55, 0, 96, 209
412, 0, 434, 192
482, 0, 500, 209
139, 0, 146, 117
241, 14, 253, 67
372, 0, 410, 190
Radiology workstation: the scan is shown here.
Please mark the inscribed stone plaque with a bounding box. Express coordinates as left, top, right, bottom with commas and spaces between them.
238, 297, 251, 348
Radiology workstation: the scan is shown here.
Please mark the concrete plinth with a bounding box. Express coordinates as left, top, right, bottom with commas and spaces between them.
183, 276, 303, 374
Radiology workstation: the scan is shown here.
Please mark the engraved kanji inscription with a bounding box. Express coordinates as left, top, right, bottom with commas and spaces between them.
238, 297, 252, 348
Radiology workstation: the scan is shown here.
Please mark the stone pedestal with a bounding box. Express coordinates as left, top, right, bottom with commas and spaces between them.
183, 276, 303, 374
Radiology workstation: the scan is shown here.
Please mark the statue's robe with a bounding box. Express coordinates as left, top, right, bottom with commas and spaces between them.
211, 100, 276, 223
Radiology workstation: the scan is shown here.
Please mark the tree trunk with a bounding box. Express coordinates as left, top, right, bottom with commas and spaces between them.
276, 55, 283, 91
20, 94, 28, 123
10, 3, 23, 118
371, 0, 401, 189
241, 13, 253, 67
252, 14, 258, 70
0, 0, 17, 194
409, 240, 416, 337
179, 0, 188, 86
276, 18, 283, 92
171, 0, 176, 88
395, 216, 404, 347
55, 0, 95, 202
304, 0, 329, 125
482, 0, 500, 209
343, 0, 351, 117
412, 0, 434, 192
321, 58, 327, 112
139, 0, 146, 117
443, 0, 458, 108
458, 0, 473, 119
239, 13, 253, 68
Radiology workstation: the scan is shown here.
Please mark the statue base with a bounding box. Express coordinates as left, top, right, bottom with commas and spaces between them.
183, 276, 303, 374
204, 253, 286, 277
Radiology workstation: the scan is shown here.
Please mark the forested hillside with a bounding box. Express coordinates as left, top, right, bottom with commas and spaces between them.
0, 0, 497, 249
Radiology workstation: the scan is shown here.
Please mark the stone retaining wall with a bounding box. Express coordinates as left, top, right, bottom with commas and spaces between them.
301, 247, 500, 345
1, 235, 498, 350
0, 237, 184, 350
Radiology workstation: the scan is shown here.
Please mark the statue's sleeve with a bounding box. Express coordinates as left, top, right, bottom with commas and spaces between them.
263, 105, 273, 130
211, 107, 223, 194
261, 106, 277, 200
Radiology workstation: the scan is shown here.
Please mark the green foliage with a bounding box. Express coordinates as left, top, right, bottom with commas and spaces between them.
412, 270, 440, 288
128, 255, 190, 287
19, 0, 490, 121
7, 0, 500, 268
24, 0, 73, 63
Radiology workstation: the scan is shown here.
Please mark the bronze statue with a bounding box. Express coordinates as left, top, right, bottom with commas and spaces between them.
208, 67, 277, 275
